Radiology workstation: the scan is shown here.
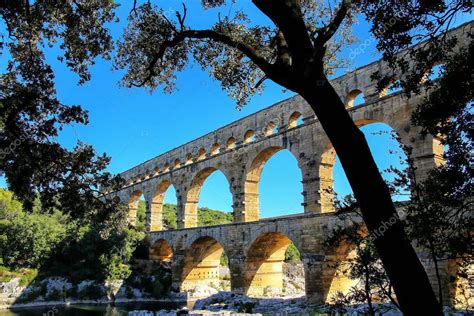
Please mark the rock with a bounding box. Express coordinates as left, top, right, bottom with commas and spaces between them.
77, 280, 95, 292
282, 262, 305, 296
45, 277, 72, 295
0, 278, 23, 297
189, 284, 219, 298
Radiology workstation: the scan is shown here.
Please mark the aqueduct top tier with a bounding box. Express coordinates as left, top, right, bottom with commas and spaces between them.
108, 22, 472, 231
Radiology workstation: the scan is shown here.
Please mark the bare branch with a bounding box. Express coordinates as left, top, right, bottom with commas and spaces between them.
139, 29, 276, 86
176, 3, 187, 30
313, 0, 349, 48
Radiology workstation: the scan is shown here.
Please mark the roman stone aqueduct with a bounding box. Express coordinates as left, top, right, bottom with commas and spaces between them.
106, 23, 472, 305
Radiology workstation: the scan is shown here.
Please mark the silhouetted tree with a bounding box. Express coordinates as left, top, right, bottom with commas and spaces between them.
0, 0, 123, 220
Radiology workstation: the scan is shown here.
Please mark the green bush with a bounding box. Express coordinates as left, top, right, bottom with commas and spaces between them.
152, 269, 172, 298
66, 285, 78, 298
125, 286, 135, 299
0, 210, 67, 269
0, 266, 38, 286
46, 288, 66, 301
284, 243, 301, 262
220, 253, 229, 266
77, 283, 105, 300
16, 286, 43, 303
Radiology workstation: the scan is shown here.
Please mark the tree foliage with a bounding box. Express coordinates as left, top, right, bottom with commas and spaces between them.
115, 0, 355, 107
0, 0, 123, 218
0, 188, 144, 282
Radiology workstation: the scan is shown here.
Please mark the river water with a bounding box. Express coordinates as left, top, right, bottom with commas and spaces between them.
0, 302, 183, 316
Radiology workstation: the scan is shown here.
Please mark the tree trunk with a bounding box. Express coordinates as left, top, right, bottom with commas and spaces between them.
298, 78, 443, 315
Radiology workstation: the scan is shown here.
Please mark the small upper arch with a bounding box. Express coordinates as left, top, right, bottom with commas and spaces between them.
185, 153, 193, 165
197, 148, 206, 161
381, 79, 403, 96
210, 143, 220, 155
243, 129, 256, 144
287, 111, 303, 129
345, 89, 365, 107
226, 137, 236, 150
174, 159, 181, 169
265, 121, 278, 136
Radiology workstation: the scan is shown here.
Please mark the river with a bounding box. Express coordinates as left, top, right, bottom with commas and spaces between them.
0, 302, 183, 316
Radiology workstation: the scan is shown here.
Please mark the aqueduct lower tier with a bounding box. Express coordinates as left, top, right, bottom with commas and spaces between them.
148, 211, 460, 305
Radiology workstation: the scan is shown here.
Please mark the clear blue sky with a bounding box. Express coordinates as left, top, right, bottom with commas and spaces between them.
1, 2, 471, 217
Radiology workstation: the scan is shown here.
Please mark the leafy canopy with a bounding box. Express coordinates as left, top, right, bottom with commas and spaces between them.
0, 0, 124, 217
115, 0, 356, 106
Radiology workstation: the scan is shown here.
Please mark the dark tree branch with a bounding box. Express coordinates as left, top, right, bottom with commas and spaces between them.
176, 2, 187, 30
313, 0, 349, 48
252, 0, 313, 66
138, 29, 277, 87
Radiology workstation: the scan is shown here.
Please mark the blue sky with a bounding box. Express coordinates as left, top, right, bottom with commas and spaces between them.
1, 2, 472, 217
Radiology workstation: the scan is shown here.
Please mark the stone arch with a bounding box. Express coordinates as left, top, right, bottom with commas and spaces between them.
163, 163, 170, 173
381, 79, 403, 97
322, 241, 360, 303
149, 180, 177, 231
185, 153, 193, 165
153, 166, 160, 176
181, 236, 228, 291
319, 121, 412, 210
243, 147, 303, 221
184, 167, 232, 228
346, 89, 365, 107
149, 238, 173, 262
174, 159, 181, 169
210, 143, 220, 155
226, 137, 236, 150
287, 111, 303, 129
128, 190, 143, 226
243, 129, 256, 144
244, 232, 305, 297
197, 148, 206, 161
265, 121, 277, 136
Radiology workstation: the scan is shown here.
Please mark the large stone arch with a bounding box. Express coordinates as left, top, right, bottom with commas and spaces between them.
180, 236, 228, 291
317, 117, 414, 212
148, 180, 177, 231
244, 232, 306, 297
149, 238, 174, 262
183, 167, 233, 228
242, 146, 303, 222
321, 241, 361, 303
128, 190, 143, 226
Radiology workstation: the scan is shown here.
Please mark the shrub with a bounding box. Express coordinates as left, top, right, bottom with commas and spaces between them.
77, 283, 105, 300
284, 243, 301, 262
0, 266, 38, 286
46, 288, 66, 301
16, 286, 43, 303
